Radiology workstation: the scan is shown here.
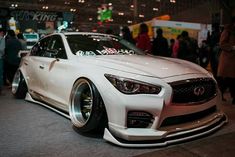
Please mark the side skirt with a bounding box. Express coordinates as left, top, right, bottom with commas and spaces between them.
25, 92, 70, 119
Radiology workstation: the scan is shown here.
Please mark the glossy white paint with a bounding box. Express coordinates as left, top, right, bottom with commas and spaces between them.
18, 32, 227, 147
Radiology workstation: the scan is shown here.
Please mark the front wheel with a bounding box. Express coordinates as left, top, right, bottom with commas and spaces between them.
69, 78, 107, 133
12, 70, 28, 99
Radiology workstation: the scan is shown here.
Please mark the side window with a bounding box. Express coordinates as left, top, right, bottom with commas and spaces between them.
48, 35, 67, 59
31, 37, 51, 57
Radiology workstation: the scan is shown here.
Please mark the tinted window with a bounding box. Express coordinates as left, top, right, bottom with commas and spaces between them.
31, 37, 51, 56
66, 34, 144, 56
48, 35, 67, 59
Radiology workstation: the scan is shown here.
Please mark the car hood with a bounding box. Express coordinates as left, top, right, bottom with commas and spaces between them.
80, 55, 208, 78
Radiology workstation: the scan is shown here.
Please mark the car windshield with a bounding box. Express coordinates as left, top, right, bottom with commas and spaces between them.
65, 34, 145, 56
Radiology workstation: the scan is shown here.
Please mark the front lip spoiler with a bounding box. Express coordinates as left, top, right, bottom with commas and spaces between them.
103, 114, 228, 147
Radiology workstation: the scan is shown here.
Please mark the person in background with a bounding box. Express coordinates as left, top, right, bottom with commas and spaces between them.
172, 35, 181, 58
169, 38, 175, 57
5, 30, 22, 84
178, 31, 198, 63
217, 16, 235, 104
209, 24, 221, 77
198, 40, 210, 68
17, 33, 27, 50
209, 24, 226, 100
152, 28, 169, 56
121, 26, 135, 44
0, 28, 5, 95
135, 23, 152, 53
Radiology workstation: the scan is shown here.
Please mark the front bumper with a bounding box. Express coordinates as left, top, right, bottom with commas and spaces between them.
103, 110, 228, 147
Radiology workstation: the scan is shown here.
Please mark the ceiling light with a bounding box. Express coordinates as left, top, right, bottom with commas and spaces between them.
70, 8, 76, 12
42, 6, 48, 9
153, 8, 159, 11
78, 0, 85, 3
118, 12, 124, 16
10, 4, 18, 8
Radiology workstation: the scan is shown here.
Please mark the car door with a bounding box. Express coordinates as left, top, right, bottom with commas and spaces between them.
37, 35, 71, 111
25, 36, 52, 96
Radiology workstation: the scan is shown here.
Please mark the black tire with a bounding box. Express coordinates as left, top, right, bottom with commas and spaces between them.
12, 70, 28, 99
69, 78, 107, 133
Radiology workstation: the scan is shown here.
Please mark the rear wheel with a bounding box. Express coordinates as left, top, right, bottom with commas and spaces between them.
12, 70, 28, 99
69, 78, 107, 133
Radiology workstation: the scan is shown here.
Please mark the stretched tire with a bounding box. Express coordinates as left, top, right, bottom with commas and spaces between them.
12, 70, 28, 99
69, 78, 107, 133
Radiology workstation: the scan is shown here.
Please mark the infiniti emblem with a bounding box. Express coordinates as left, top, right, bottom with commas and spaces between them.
193, 86, 205, 96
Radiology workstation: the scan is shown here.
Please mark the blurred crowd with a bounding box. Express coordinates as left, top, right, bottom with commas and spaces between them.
0, 29, 27, 95
0, 19, 235, 104
120, 20, 235, 104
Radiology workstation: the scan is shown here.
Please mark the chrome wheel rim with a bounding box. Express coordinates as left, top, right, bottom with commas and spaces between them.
70, 79, 93, 127
12, 71, 21, 94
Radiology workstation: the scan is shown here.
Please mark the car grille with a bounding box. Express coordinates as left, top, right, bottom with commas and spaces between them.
170, 78, 217, 104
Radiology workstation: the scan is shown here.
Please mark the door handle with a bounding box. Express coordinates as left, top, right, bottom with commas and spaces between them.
39, 65, 44, 69
23, 59, 29, 65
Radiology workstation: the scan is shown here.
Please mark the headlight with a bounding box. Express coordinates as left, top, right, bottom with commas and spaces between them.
105, 74, 161, 94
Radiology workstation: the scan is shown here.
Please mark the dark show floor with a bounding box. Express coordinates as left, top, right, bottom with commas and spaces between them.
0, 86, 235, 157
135, 132, 235, 157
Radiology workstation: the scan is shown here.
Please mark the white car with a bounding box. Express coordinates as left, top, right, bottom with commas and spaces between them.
12, 32, 227, 147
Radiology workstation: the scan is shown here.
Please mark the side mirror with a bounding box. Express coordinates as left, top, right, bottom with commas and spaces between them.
18, 50, 30, 58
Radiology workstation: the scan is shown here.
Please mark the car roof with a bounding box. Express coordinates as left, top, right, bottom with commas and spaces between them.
39, 32, 118, 42
58, 32, 116, 37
